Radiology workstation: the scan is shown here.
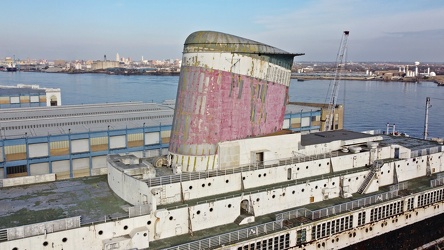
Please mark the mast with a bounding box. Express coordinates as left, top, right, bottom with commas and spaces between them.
423, 97, 431, 140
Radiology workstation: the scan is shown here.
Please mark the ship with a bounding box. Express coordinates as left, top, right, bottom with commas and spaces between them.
1, 31, 444, 250
5, 64, 17, 72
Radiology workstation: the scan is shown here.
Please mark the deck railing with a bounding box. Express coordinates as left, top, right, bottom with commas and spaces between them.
144, 152, 339, 187
2, 216, 81, 242
163, 220, 284, 250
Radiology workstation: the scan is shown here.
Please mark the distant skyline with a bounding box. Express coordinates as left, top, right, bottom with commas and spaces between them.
2, 0, 444, 62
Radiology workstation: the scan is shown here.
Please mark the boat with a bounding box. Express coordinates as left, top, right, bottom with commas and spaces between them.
1, 31, 444, 250
5, 63, 17, 72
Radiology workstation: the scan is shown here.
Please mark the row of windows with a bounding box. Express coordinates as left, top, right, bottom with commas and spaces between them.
0, 107, 163, 121
417, 188, 444, 207
369, 201, 403, 223
238, 233, 290, 250
2, 115, 173, 131
312, 215, 353, 240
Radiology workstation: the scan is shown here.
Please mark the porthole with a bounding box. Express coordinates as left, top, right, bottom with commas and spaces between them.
202, 184, 205, 187
322, 242, 325, 247
315, 186, 318, 189
263, 173, 267, 177
43, 241, 48, 247
258, 174, 262, 177
143, 233, 147, 237
370, 227, 373, 231
292, 190, 295, 194
12, 248, 18, 250
324, 184, 327, 187
381, 172, 383, 175
228, 204, 232, 208
302, 189, 305, 192
208, 183, 211, 186
282, 193, 285, 196
124, 225, 128, 230
189, 186, 193, 190
332, 182, 335, 185
226, 180, 229, 183
327, 162, 330, 165
306, 166, 308, 169
272, 195, 276, 199
62, 237, 67, 243
348, 179, 351, 182
256, 198, 260, 202
98, 230, 103, 235
197, 210, 201, 215
242, 177, 246, 180
147, 221, 151, 225
210, 208, 213, 212
318, 164, 321, 167
169, 216, 173, 220
297, 167, 300, 171
356, 177, 358, 180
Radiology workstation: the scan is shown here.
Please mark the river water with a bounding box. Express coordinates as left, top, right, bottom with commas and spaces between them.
0, 72, 443, 138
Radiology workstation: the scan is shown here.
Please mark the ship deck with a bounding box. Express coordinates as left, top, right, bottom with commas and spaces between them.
0, 175, 129, 229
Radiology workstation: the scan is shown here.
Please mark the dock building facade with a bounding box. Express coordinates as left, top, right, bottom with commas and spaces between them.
0, 101, 331, 180
0, 84, 61, 108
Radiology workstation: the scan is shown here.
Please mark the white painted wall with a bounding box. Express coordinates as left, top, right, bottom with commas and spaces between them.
29, 143, 49, 158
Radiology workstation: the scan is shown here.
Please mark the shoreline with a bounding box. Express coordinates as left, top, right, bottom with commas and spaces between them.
3, 70, 444, 86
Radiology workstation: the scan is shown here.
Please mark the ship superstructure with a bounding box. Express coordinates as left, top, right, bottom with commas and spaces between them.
1, 31, 444, 250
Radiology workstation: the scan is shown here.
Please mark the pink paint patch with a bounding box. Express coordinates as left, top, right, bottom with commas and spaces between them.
170, 66, 288, 155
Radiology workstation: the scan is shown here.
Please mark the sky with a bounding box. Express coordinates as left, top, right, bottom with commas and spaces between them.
2, 0, 444, 62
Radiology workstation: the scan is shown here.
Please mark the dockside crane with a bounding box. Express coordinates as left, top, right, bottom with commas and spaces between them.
324, 31, 350, 131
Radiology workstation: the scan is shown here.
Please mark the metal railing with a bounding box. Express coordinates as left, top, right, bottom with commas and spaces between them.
144, 152, 339, 187
4, 216, 81, 241
310, 190, 399, 220
411, 146, 442, 158
275, 208, 312, 221
128, 204, 151, 217
390, 181, 409, 191
431, 178, 444, 188
164, 220, 284, 250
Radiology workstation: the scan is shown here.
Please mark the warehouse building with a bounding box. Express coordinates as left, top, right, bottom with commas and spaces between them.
0, 101, 339, 180
0, 84, 61, 108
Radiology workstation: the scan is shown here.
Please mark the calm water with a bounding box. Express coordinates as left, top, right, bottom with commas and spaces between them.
1, 72, 443, 138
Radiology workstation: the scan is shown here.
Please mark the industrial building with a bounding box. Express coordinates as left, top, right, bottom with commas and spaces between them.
0, 101, 338, 180
0, 84, 61, 108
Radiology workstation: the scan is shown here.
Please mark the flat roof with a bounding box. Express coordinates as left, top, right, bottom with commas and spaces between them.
0, 102, 175, 139
301, 129, 376, 146
0, 102, 324, 139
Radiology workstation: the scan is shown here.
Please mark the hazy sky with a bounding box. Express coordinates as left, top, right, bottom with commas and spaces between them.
2, 0, 444, 62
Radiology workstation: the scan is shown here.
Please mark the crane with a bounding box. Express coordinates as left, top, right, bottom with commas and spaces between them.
324, 31, 350, 131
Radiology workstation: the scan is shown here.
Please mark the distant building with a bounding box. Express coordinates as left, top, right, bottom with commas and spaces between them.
91, 61, 119, 70
0, 84, 61, 108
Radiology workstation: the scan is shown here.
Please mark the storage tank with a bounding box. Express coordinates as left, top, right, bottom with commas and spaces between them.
169, 31, 303, 171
